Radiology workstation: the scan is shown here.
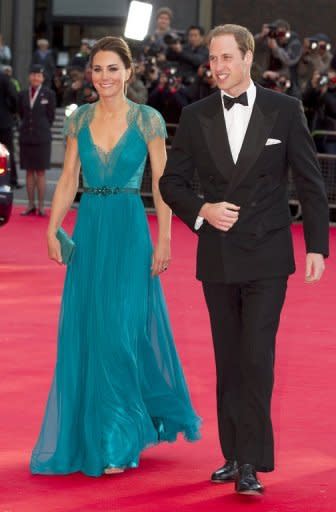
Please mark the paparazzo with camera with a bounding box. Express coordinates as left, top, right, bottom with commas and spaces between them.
186, 62, 217, 102
126, 59, 148, 104
298, 33, 333, 92
254, 19, 302, 98
302, 65, 336, 153
165, 25, 209, 85
142, 7, 176, 67
61, 66, 98, 108
147, 65, 189, 123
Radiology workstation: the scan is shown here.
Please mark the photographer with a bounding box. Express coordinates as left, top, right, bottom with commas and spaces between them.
302, 67, 336, 153
298, 34, 333, 92
148, 67, 188, 123
126, 60, 148, 104
142, 7, 176, 66
31, 39, 56, 88
62, 66, 97, 107
254, 20, 302, 97
166, 25, 209, 84
259, 69, 292, 95
70, 38, 92, 70
186, 62, 217, 102
141, 56, 161, 95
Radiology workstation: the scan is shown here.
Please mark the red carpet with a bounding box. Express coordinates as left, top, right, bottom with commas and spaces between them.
1, 207, 335, 512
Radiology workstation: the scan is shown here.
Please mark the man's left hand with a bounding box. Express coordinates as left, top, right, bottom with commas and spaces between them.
305, 253, 325, 283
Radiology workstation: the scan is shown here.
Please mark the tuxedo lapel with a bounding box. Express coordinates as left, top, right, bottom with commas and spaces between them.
199, 92, 235, 179
226, 85, 279, 195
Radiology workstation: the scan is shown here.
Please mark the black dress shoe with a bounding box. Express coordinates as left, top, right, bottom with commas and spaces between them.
235, 464, 264, 495
20, 206, 36, 216
37, 209, 46, 217
211, 460, 238, 483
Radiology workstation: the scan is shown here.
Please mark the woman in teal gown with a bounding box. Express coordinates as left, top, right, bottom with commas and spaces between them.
30, 37, 201, 477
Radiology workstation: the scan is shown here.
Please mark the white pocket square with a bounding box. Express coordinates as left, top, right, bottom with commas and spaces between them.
265, 138, 281, 146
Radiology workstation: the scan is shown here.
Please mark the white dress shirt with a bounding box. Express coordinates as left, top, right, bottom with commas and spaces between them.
195, 81, 257, 230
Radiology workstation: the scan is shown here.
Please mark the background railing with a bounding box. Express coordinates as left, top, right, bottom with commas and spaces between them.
14, 113, 336, 220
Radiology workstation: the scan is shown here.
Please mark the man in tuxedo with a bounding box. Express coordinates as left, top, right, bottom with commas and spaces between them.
159, 24, 329, 495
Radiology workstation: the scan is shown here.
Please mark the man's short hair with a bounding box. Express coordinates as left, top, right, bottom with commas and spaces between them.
208, 24, 255, 56
274, 19, 290, 31
188, 25, 205, 37
156, 7, 173, 21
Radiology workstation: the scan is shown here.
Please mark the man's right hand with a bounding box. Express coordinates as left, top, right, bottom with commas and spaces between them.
261, 24, 270, 37
199, 202, 240, 232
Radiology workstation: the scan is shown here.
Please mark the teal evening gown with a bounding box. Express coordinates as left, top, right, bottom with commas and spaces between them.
30, 100, 201, 477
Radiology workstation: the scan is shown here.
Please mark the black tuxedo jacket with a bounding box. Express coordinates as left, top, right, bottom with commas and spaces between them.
18, 86, 56, 145
160, 84, 329, 283
0, 72, 17, 130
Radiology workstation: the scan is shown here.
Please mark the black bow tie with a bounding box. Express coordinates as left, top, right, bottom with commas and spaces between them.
223, 92, 248, 110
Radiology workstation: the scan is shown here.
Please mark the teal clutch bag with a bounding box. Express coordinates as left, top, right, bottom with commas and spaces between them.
56, 227, 75, 265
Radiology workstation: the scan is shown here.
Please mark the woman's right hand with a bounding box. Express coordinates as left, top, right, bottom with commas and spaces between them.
47, 232, 62, 264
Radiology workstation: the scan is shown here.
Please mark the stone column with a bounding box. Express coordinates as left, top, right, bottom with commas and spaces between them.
11, 0, 34, 88
0, 0, 14, 48
198, 0, 213, 33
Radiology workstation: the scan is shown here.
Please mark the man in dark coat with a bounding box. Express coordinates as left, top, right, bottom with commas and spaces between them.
18, 64, 56, 216
160, 24, 329, 495
0, 69, 19, 186
31, 39, 56, 88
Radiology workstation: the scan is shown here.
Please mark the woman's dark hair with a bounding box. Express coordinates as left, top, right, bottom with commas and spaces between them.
89, 36, 133, 80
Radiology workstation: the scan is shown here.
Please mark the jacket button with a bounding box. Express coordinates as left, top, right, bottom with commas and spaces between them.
209, 175, 214, 181
250, 201, 257, 207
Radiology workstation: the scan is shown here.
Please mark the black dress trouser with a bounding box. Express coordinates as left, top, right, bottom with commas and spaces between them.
202, 276, 288, 472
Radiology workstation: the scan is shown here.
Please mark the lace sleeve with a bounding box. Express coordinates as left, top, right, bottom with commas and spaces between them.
140, 105, 167, 143
63, 104, 90, 139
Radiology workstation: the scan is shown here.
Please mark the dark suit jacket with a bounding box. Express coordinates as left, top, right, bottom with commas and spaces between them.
18, 86, 56, 145
0, 71, 17, 130
160, 84, 329, 283
31, 50, 56, 83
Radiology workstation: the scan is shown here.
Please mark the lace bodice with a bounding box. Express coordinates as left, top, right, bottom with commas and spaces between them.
63, 100, 167, 189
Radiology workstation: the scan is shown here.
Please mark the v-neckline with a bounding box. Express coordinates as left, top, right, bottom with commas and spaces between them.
87, 100, 135, 162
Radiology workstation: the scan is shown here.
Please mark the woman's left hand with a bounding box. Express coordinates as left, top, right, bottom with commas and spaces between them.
151, 240, 171, 276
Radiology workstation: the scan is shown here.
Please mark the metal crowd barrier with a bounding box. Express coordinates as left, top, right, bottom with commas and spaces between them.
288, 154, 336, 219
140, 127, 336, 219
288, 130, 336, 219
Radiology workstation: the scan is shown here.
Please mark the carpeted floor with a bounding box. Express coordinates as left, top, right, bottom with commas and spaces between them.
0, 207, 335, 511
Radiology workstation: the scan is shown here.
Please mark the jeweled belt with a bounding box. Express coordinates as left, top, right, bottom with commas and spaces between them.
83, 186, 140, 196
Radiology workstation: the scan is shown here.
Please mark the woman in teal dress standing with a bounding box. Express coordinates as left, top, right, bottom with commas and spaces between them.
30, 36, 201, 477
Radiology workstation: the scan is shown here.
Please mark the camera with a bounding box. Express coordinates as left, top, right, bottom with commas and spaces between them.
267, 23, 289, 40
308, 38, 319, 50
318, 41, 331, 52
267, 24, 278, 39
144, 56, 157, 74
163, 30, 186, 46
201, 64, 212, 80
277, 77, 291, 90
319, 74, 329, 87
166, 66, 178, 86
163, 32, 181, 46
262, 75, 291, 91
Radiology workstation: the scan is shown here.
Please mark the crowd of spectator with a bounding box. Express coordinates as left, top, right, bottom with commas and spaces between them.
1, 7, 336, 157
